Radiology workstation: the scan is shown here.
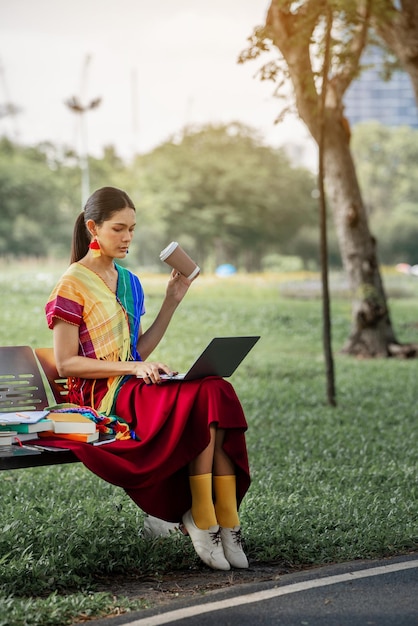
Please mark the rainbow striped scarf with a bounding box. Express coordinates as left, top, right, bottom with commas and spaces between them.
46, 262, 144, 416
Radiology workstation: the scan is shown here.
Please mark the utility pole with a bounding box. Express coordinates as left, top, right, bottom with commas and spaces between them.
65, 55, 101, 207
131, 68, 139, 157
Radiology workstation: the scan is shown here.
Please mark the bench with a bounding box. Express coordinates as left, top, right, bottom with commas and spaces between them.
0, 345, 79, 470
0, 346, 176, 535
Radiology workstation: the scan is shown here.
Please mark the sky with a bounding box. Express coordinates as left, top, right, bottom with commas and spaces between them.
0, 0, 315, 164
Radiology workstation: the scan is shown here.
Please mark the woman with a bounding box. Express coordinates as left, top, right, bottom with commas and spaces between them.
45, 186, 251, 571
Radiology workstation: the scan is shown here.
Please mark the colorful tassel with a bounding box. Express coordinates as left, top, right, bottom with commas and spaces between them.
47, 405, 133, 439
89, 239, 101, 258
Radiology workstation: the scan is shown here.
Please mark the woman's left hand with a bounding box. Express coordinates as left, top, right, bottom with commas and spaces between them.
166, 269, 192, 303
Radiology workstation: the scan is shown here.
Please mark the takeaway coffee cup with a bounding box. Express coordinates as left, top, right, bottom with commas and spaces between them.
159, 242, 200, 280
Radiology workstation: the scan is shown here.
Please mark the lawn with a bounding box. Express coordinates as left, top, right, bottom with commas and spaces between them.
0, 260, 417, 625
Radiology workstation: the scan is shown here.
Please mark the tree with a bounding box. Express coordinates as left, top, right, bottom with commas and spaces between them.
372, 1, 418, 105
0, 139, 76, 257
239, 0, 413, 357
351, 122, 418, 265
130, 123, 317, 272
0, 139, 141, 259
351, 122, 418, 217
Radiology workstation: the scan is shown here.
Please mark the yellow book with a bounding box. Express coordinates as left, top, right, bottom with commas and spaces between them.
47, 412, 96, 434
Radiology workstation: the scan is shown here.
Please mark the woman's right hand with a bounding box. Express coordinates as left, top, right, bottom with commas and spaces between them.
131, 361, 175, 384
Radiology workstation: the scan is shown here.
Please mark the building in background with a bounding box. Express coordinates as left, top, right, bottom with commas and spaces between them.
344, 49, 418, 129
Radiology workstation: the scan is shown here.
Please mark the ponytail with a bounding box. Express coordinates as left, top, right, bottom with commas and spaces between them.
70, 212, 90, 263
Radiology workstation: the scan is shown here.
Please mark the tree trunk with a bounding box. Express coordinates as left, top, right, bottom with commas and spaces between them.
322, 115, 398, 355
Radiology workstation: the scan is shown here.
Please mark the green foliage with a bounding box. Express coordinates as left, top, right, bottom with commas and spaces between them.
0, 264, 417, 624
239, 1, 409, 112
0, 591, 148, 626
6, 119, 418, 272
0, 139, 73, 257
351, 122, 418, 264
129, 123, 317, 271
0, 139, 142, 260
0, 126, 318, 271
352, 122, 418, 216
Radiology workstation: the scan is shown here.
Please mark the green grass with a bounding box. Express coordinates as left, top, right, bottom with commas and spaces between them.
0, 261, 417, 625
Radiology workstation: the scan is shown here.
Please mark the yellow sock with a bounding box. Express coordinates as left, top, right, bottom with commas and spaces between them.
189, 473, 218, 530
213, 475, 240, 528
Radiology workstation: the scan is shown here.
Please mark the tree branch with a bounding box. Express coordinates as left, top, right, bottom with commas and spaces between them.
373, 0, 418, 65
333, 0, 372, 99
265, 0, 327, 133
372, 0, 418, 103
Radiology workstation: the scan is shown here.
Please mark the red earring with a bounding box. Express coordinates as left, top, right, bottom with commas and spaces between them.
89, 238, 101, 258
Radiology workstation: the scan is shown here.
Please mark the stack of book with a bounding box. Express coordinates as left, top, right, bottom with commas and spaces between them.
0, 410, 110, 445
39, 412, 99, 443
0, 411, 49, 457
0, 411, 51, 444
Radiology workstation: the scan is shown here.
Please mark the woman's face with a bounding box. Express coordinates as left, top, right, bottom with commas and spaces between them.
94, 207, 136, 259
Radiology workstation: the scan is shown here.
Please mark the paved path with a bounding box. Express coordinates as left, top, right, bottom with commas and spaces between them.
95, 553, 418, 626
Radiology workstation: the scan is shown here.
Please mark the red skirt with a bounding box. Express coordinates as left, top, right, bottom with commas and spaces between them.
44, 376, 251, 522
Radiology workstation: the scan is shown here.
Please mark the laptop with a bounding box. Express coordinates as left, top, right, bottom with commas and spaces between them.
159, 336, 260, 381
